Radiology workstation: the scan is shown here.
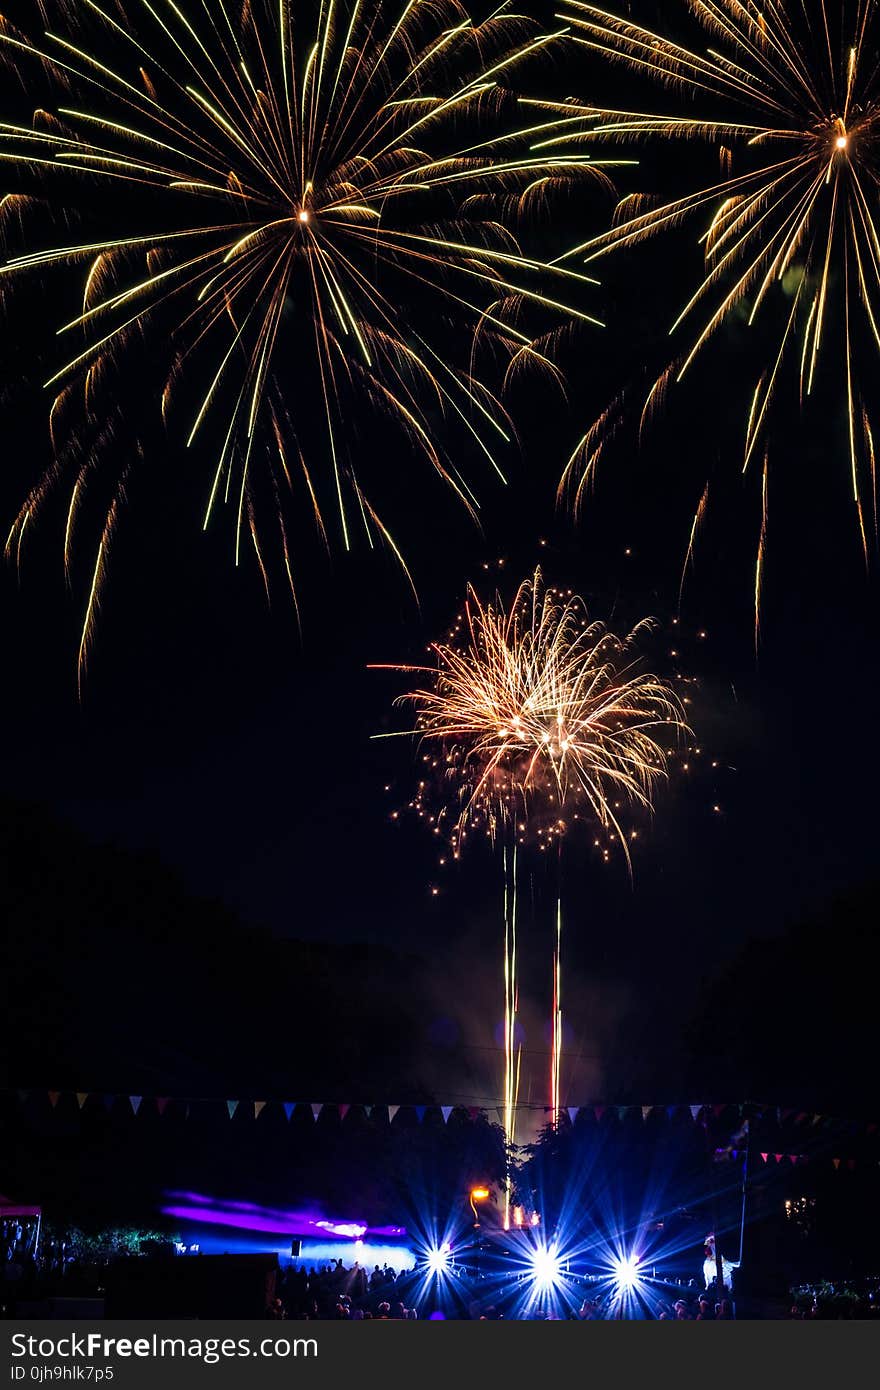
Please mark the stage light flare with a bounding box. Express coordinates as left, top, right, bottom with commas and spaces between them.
612, 1253, 642, 1291
529, 1242, 563, 1293
425, 1242, 452, 1277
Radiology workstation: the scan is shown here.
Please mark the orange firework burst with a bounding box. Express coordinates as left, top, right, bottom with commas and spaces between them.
386, 566, 687, 864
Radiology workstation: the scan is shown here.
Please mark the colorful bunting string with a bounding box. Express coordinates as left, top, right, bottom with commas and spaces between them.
6, 1089, 877, 1165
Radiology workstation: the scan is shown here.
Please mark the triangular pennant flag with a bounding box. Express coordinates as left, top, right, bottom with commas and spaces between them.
713, 1104, 726, 1119
283, 1103, 295, 1121
467, 1107, 480, 1120
811, 1114, 822, 1126
339, 1104, 350, 1121
641, 1106, 652, 1122
847, 1159, 857, 1171
48, 1091, 61, 1108
103, 1094, 115, 1111
690, 1104, 702, 1122
156, 1098, 169, 1116
789, 1154, 797, 1165
666, 1105, 677, 1119
310, 1104, 323, 1121
760, 1153, 768, 1163
254, 1101, 266, 1119
388, 1105, 400, 1123
774, 1153, 783, 1163
441, 1106, 453, 1124
594, 1105, 605, 1121
415, 1106, 426, 1123
617, 1106, 628, 1121
130, 1096, 142, 1115
227, 1100, 239, 1119
76, 1093, 88, 1109
568, 1107, 579, 1125
184, 1103, 191, 1121
833, 1158, 841, 1170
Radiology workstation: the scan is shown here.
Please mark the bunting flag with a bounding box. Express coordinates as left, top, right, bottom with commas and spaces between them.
833, 1159, 841, 1170
10, 1090, 880, 1157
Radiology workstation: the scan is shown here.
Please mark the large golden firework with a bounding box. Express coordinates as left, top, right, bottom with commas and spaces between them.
388, 566, 686, 861
377, 565, 686, 1184
0, 0, 607, 675
549, 0, 880, 610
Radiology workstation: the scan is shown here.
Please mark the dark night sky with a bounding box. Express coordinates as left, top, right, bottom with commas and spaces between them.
2, 0, 879, 1114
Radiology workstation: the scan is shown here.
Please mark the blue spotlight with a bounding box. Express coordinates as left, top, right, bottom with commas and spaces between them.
530, 1242, 563, 1293
612, 1253, 642, 1291
425, 1242, 452, 1277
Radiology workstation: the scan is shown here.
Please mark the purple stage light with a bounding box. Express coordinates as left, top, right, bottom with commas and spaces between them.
160, 1191, 406, 1242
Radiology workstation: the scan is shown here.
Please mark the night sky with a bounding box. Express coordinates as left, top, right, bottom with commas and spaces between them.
2, 0, 879, 1118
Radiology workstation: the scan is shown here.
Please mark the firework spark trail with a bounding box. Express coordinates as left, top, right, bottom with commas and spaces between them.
0, 0, 612, 672
548, 0, 880, 612
375, 566, 687, 1171
550, 893, 562, 1127
502, 839, 520, 1226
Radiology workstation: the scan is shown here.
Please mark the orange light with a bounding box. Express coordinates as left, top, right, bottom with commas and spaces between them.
297, 209, 310, 223
470, 1186, 490, 1201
